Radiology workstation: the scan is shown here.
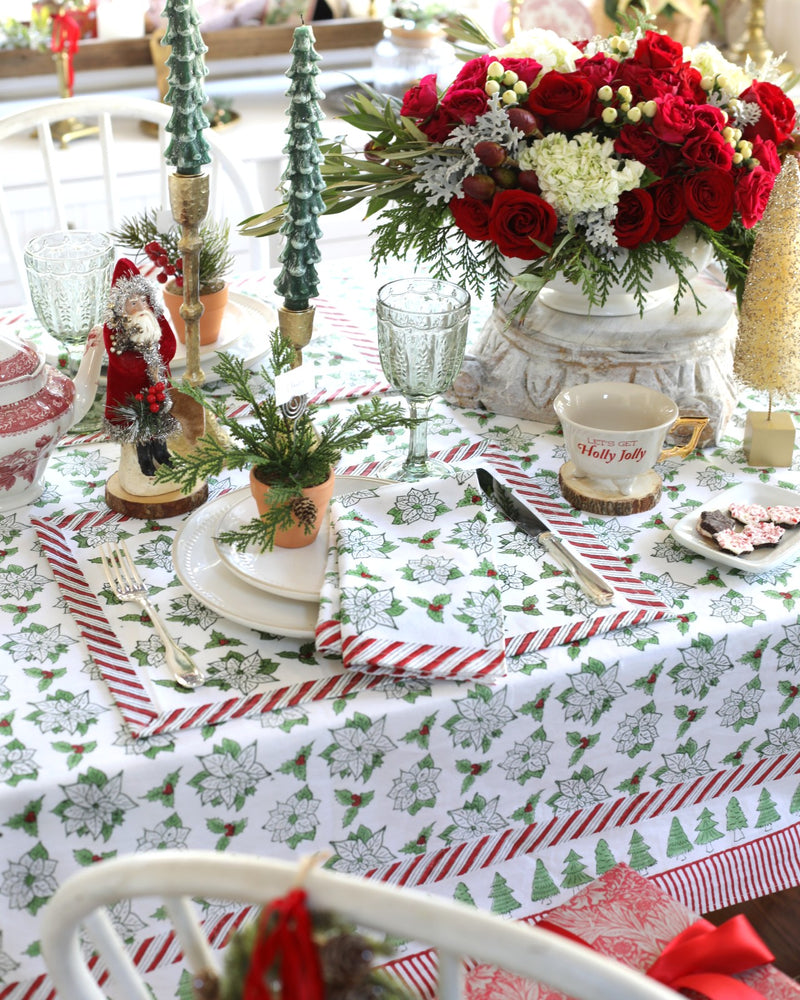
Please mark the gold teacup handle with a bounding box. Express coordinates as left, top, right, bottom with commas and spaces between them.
659, 415, 709, 461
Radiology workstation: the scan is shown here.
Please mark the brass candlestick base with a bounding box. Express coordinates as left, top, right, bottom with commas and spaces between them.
278, 305, 315, 368
51, 52, 98, 148
726, 0, 773, 65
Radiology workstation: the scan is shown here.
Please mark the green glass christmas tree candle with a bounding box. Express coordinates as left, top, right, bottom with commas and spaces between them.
274, 24, 325, 313
162, 0, 211, 176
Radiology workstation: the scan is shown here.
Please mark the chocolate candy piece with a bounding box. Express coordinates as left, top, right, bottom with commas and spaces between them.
767, 505, 800, 527
697, 509, 737, 539
714, 528, 754, 555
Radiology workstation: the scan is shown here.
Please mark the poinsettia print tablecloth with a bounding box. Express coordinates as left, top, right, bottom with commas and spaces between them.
0, 261, 800, 1000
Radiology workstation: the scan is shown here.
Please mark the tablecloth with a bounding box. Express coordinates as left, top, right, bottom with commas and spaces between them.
0, 259, 799, 999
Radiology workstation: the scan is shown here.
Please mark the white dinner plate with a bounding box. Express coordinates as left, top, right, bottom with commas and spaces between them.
214, 475, 392, 602
168, 291, 277, 375
671, 482, 800, 571
172, 491, 318, 639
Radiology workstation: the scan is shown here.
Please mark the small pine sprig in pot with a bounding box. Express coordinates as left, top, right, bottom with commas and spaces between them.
157, 330, 411, 551
109, 207, 234, 295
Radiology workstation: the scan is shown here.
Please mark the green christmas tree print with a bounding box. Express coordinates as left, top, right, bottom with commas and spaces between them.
594, 839, 616, 876
453, 882, 476, 907
755, 787, 780, 829
725, 797, 748, 841
560, 850, 593, 889
791, 782, 800, 814
489, 872, 521, 915
628, 830, 656, 871
531, 859, 559, 902
162, 0, 211, 175
695, 807, 724, 850
666, 816, 692, 859
274, 25, 325, 312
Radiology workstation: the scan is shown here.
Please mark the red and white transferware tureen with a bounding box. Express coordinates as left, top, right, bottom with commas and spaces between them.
0, 330, 103, 510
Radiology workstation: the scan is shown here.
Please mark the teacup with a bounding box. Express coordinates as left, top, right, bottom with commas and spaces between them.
553, 382, 708, 497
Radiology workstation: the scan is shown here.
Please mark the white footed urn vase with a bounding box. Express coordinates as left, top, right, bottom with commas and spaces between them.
451, 235, 736, 443
0, 331, 103, 510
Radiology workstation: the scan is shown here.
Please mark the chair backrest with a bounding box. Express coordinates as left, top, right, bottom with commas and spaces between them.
0, 94, 265, 307
39, 849, 679, 1000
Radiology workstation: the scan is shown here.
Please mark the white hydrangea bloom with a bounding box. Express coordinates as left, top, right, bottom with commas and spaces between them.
520, 132, 646, 216
491, 28, 582, 75
689, 42, 752, 96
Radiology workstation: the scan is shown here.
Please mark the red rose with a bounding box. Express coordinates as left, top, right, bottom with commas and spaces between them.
735, 166, 775, 228
401, 74, 438, 119
682, 131, 734, 171
614, 188, 658, 248
691, 104, 727, 135
738, 79, 796, 145
684, 169, 735, 230
751, 135, 781, 174
487, 189, 557, 259
574, 53, 620, 89
648, 176, 688, 240
498, 57, 542, 88
439, 87, 488, 129
527, 71, 594, 132
451, 55, 492, 92
634, 30, 684, 71
651, 95, 696, 143
450, 195, 491, 240
616, 61, 674, 102
614, 125, 680, 178
422, 107, 456, 142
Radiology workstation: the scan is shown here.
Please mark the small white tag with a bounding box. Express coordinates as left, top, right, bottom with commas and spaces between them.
155, 208, 174, 233
274, 365, 315, 406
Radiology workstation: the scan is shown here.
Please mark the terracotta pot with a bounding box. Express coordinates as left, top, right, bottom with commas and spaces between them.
162, 284, 229, 346
249, 467, 335, 549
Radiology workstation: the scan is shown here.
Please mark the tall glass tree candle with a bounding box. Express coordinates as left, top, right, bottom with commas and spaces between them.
275, 22, 325, 367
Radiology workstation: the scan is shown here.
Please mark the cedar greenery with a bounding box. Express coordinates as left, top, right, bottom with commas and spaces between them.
157, 331, 411, 552
109, 208, 234, 294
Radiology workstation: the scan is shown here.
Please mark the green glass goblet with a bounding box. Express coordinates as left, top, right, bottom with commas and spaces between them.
376, 277, 470, 482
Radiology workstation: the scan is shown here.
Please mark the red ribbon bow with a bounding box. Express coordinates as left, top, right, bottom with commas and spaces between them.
50, 12, 82, 95
538, 913, 774, 1000
242, 887, 325, 1000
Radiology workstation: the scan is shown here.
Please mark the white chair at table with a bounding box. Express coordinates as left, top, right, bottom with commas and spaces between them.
0, 95, 265, 307
39, 849, 679, 1000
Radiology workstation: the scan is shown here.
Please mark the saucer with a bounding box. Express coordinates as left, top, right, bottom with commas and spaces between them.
214, 475, 391, 602
172, 492, 318, 638
168, 292, 277, 375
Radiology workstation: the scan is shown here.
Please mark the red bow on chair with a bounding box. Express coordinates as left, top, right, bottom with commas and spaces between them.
243, 887, 325, 1000
537, 913, 774, 1000
50, 11, 82, 96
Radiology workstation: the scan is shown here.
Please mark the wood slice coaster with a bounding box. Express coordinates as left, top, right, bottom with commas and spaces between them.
105, 473, 208, 519
558, 461, 662, 516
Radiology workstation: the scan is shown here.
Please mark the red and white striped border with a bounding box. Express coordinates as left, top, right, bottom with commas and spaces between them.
6, 819, 799, 1000
31, 514, 389, 739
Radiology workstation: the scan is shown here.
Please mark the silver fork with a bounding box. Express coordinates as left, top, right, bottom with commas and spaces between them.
99, 541, 205, 690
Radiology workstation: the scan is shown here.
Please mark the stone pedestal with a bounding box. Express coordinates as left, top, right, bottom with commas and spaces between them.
450, 275, 738, 444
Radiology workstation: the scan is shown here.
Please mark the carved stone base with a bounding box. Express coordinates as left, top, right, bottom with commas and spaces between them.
449, 276, 738, 444
558, 462, 663, 516
105, 473, 208, 519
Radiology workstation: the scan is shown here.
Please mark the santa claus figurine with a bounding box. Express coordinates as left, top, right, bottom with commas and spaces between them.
103, 258, 180, 478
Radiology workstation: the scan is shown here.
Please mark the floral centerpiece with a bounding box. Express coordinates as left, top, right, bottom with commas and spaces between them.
242, 16, 797, 316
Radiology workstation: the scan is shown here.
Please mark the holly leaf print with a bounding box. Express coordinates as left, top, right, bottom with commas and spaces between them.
615, 765, 649, 795
142, 771, 179, 807
400, 823, 434, 855
334, 788, 374, 827
410, 593, 452, 622
51, 740, 96, 771
401, 713, 437, 749
399, 529, 441, 550
503, 594, 541, 617
764, 588, 800, 612
774, 624, 800, 672
455, 758, 490, 794
566, 731, 600, 767
674, 704, 707, 739
742, 637, 769, 671
519, 685, 552, 722
278, 743, 313, 780
778, 680, 800, 715
5, 796, 43, 837
511, 791, 541, 824
631, 661, 665, 693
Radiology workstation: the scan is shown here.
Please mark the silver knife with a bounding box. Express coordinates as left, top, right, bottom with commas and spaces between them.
477, 467, 615, 607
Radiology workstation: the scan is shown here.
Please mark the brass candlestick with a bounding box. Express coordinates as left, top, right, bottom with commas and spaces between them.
278, 305, 315, 369
727, 0, 773, 66
50, 50, 98, 148
168, 172, 208, 388
504, 0, 522, 41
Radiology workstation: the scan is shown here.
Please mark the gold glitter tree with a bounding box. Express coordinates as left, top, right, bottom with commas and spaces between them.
734, 155, 800, 466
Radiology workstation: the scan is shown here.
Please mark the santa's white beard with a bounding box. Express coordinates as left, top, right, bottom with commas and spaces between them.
124, 308, 161, 348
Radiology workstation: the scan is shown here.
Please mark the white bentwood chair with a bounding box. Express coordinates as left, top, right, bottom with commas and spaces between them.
0, 95, 265, 306
39, 850, 679, 1000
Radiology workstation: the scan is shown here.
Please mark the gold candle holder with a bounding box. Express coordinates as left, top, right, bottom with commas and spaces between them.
168, 172, 209, 388
727, 0, 773, 66
278, 305, 315, 369
504, 0, 522, 41
50, 50, 98, 148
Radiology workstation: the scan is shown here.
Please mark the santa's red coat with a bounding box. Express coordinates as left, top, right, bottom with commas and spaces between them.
103, 314, 177, 428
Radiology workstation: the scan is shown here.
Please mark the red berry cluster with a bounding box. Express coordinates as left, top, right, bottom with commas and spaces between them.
134, 382, 167, 414
143, 241, 183, 288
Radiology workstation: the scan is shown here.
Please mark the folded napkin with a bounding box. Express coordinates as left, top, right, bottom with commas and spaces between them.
315, 472, 508, 680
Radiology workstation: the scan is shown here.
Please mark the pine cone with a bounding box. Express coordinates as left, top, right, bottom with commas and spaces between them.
290, 495, 318, 528
318, 932, 373, 990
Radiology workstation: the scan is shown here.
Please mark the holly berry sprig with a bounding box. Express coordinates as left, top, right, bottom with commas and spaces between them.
143, 241, 184, 288
135, 382, 168, 414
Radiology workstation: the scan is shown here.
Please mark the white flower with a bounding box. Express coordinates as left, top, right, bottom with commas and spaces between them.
326, 717, 396, 780
394, 488, 441, 523
337, 528, 389, 559
447, 795, 506, 840
407, 555, 457, 584
689, 43, 752, 97
659, 743, 712, 783
340, 586, 397, 632
614, 707, 661, 753
492, 28, 581, 75
60, 773, 137, 837
717, 683, 762, 727
31, 691, 104, 734
521, 132, 646, 217
0, 745, 37, 778
330, 829, 394, 873
1, 853, 58, 909
264, 792, 320, 842
194, 742, 269, 808
137, 820, 190, 851
499, 734, 552, 781
461, 589, 504, 644
447, 688, 515, 751
389, 762, 442, 810
553, 770, 609, 812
